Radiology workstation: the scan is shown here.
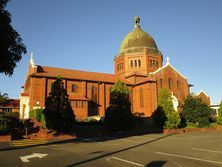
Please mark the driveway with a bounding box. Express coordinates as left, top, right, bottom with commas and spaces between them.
0, 132, 222, 166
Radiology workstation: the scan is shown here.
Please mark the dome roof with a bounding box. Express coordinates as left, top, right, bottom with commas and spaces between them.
119, 17, 158, 54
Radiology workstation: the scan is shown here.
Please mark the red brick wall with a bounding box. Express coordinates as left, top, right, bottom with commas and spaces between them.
152, 65, 190, 106
114, 51, 162, 78
198, 92, 211, 106
131, 82, 157, 117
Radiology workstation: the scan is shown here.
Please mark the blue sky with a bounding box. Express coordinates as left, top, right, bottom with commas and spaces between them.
0, 0, 221, 104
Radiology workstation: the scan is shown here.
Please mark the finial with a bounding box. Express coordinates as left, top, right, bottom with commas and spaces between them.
166, 57, 170, 65
134, 16, 140, 29
30, 52, 37, 68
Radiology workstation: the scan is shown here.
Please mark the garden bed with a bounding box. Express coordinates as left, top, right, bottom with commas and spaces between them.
0, 135, 11, 142
163, 125, 222, 134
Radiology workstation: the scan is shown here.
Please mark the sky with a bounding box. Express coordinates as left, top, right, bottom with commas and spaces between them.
0, 0, 221, 104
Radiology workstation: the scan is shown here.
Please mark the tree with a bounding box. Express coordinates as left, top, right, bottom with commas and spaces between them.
216, 101, 222, 125
0, 0, 26, 76
182, 95, 212, 127
152, 89, 180, 129
43, 77, 75, 133
104, 80, 134, 131
0, 92, 9, 105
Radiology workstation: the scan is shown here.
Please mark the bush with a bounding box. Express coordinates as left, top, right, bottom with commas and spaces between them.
30, 109, 42, 121
182, 95, 212, 127
105, 105, 134, 131
165, 111, 181, 129
0, 112, 22, 135
0, 113, 9, 134
40, 112, 46, 128
217, 117, 222, 125
104, 80, 135, 131
30, 109, 46, 128
217, 101, 222, 125
152, 89, 180, 129
152, 106, 167, 128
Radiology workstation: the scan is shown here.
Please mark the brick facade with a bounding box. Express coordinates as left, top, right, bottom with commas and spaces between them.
197, 91, 211, 106
19, 17, 194, 120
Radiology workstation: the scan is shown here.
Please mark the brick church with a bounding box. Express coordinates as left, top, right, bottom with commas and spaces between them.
19, 17, 191, 120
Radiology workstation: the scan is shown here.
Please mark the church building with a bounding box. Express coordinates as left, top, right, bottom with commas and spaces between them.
19, 17, 191, 120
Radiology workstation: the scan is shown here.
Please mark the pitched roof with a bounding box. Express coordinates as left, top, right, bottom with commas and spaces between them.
134, 76, 156, 85
125, 71, 148, 78
0, 99, 20, 108
31, 65, 131, 84
197, 90, 209, 97
150, 62, 187, 79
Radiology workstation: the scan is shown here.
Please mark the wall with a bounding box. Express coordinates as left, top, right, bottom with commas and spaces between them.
152, 65, 190, 106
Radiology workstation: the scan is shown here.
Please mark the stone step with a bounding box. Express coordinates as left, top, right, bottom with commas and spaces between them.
11, 139, 48, 147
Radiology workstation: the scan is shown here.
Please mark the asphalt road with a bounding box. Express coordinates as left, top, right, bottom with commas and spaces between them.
0, 132, 222, 167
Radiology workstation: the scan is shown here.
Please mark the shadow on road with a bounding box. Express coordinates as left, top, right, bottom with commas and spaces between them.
145, 160, 167, 167
64, 133, 175, 167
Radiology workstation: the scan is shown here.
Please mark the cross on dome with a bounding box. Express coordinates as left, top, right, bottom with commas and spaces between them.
134, 16, 141, 29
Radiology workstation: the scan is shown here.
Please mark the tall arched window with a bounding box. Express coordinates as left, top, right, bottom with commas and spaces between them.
155, 61, 158, 68
177, 80, 180, 90
160, 79, 163, 88
71, 84, 78, 93
130, 60, 133, 67
150, 60, 153, 67
140, 87, 144, 108
134, 60, 137, 67
168, 78, 173, 90
91, 85, 98, 102
138, 59, 141, 67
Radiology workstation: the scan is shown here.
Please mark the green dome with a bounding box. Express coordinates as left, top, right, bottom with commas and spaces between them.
119, 17, 158, 54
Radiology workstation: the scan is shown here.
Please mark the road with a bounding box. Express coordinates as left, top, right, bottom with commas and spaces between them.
0, 132, 222, 166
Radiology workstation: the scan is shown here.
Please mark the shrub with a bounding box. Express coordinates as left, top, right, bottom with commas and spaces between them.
30, 109, 42, 122
165, 111, 181, 129
30, 108, 46, 128
104, 80, 135, 131
105, 105, 134, 131
217, 101, 222, 125
152, 89, 180, 129
152, 106, 167, 128
182, 95, 212, 127
0, 112, 22, 135
40, 112, 46, 128
0, 113, 10, 134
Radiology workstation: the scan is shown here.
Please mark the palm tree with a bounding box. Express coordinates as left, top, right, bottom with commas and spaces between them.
0, 92, 9, 105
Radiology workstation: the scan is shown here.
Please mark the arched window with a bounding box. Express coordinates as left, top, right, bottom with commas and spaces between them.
150, 60, 153, 67
168, 78, 173, 90
140, 87, 144, 108
177, 80, 180, 90
160, 79, 163, 88
134, 60, 137, 67
130, 60, 133, 67
71, 84, 78, 93
91, 85, 98, 102
138, 59, 141, 67
155, 61, 158, 68
121, 63, 123, 70
82, 101, 86, 108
